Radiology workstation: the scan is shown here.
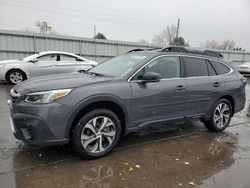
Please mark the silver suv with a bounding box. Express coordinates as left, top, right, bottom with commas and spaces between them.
9, 47, 246, 159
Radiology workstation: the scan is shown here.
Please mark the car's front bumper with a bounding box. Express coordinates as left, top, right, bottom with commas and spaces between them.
0, 68, 6, 81
9, 100, 71, 146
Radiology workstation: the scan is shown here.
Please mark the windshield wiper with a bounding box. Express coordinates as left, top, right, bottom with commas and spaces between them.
88, 71, 105, 77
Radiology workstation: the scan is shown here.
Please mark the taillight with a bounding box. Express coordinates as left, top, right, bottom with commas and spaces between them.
241, 77, 247, 85
91, 65, 96, 68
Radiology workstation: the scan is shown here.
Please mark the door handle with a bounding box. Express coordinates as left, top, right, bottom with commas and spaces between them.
213, 82, 221, 87
176, 85, 186, 91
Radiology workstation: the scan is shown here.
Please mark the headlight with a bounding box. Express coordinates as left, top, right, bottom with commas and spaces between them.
24, 89, 72, 104
0, 64, 6, 68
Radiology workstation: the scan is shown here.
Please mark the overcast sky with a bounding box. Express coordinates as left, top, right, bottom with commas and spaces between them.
0, 0, 250, 50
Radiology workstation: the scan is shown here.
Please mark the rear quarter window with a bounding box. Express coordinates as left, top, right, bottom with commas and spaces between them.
209, 60, 231, 75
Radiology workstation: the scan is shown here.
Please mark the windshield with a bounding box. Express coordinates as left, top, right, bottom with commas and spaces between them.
22, 54, 39, 61
88, 54, 148, 77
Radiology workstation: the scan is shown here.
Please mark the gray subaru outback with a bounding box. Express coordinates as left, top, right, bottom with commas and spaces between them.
8, 47, 246, 159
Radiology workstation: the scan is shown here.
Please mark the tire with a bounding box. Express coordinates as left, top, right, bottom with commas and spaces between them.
6, 70, 26, 84
72, 109, 122, 159
204, 98, 232, 132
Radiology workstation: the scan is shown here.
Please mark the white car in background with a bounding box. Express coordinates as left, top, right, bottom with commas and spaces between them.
0, 51, 98, 84
238, 61, 250, 75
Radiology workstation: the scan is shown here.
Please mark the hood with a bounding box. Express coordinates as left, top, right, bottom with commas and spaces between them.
0, 59, 23, 65
14, 73, 112, 94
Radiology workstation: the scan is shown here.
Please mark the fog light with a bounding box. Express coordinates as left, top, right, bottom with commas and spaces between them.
21, 128, 33, 140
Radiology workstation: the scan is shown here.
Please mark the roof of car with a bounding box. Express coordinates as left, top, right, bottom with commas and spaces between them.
127, 46, 224, 61
38, 51, 79, 57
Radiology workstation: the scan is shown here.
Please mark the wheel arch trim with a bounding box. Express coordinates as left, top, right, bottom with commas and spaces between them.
5, 68, 29, 80
209, 92, 235, 117
64, 94, 130, 138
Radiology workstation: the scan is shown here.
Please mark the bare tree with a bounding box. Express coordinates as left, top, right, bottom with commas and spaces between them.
166, 25, 177, 44
220, 40, 235, 50
152, 25, 177, 46
201, 40, 235, 50
35, 21, 49, 33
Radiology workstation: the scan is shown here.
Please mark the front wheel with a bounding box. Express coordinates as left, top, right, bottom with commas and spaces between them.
204, 99, 232, 132
6, 70, 26, 84
72, 109, 122, 159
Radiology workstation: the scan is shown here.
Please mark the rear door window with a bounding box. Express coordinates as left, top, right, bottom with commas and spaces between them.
183, 57, 208, 77
209, 60, 230, 75
60, 54, 77, 61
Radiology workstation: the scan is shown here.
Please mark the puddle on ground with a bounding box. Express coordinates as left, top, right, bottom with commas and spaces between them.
0, 130, 237, 188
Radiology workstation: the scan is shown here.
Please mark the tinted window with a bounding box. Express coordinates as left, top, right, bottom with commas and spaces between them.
207, 62, 217, 76
133, 56, 181, 80
210, 60, 230, 75
184, 57, 208, 77
60, 54, 77, 61
37, 54, 57, 61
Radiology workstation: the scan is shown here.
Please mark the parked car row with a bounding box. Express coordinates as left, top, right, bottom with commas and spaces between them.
0, 51, 98, 84
7, 46, 246, 159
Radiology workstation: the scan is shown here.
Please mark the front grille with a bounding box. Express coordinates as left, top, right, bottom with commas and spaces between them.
10, 89, 20, 104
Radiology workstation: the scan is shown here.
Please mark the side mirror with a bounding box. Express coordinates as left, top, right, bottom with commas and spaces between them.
29, 58, 38, 63
141, 72, 161, 83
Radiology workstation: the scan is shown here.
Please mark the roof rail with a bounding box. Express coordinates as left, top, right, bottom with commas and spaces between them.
160, 46, 224, 58
127, 47, 162, 53
127, 48, 145, 53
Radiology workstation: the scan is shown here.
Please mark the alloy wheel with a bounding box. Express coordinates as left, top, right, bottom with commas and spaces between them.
80, 116, 116, 153
213, 103, 230, 128
9, 72, 23, 84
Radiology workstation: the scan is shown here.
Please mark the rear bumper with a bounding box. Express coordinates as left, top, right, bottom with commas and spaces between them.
234, 86, 246, 114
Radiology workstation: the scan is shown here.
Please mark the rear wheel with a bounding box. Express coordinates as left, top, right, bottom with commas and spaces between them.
72, 109, 122, 159
6, 70, 26, 84
204, 99, 232, 132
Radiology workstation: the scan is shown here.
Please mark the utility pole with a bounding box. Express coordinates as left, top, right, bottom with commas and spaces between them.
94, 25, 96, 38
176, 18, 180, 38
93, 25, 97, 61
